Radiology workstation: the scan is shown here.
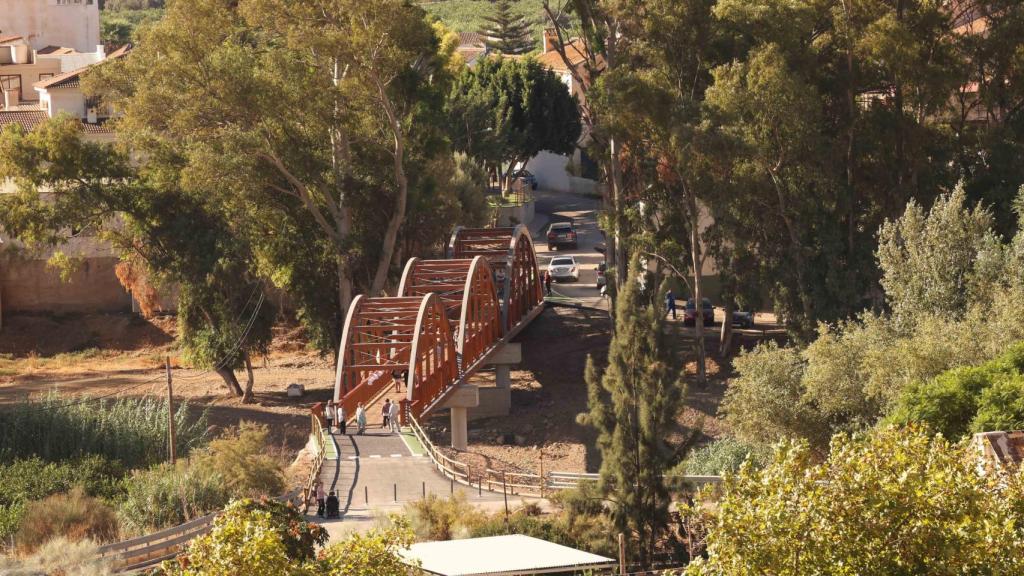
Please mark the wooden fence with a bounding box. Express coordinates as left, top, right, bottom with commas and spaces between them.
96, 513, 217, 573
408, 414, 722, 498
96, 414, 327, 573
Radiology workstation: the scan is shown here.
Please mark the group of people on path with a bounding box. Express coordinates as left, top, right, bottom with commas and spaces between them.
313, 480, 339, 518
322, 397, 401, 436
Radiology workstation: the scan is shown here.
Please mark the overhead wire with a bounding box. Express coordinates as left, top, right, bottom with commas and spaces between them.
5, 285, 267, 414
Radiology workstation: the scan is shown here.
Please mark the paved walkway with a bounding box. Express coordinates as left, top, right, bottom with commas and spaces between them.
308, 424, 518, 539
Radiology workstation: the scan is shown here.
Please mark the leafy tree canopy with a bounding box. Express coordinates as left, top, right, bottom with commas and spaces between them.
684, 427, 1024, 575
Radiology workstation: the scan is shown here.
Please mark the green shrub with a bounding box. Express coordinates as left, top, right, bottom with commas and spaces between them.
16, 488, 119, 553
972, 374, 1024, 432
118, 462, 228, 534
674, 438, 770, 477
194, 422, 284, 499
404, 493, 484, 541
468, 503, 616, 557
160, 499, 328, 575
889, 342, 1024, 439
0, 456, 126, 543
0, 394, 209, 469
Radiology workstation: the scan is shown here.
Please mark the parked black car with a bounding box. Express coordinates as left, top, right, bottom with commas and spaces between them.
546, 221, 578, 250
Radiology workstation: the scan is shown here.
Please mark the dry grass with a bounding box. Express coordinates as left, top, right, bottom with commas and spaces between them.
16, 489, 119, 554
0, 536, 114, 575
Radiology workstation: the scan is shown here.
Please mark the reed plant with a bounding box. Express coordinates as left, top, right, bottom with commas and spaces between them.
0, 394, 209, 469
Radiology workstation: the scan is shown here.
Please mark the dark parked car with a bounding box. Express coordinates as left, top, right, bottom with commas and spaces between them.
512, 169, 539, 190
546, 221, 578, 250
732, 310, 755, 328
684, 298, 714, 326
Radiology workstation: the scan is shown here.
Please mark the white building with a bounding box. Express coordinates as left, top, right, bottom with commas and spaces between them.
0, 0, 101, 54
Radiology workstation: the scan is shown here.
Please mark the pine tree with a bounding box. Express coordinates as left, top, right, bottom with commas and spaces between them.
478, 0, 535, 55
580, 257, 687, 568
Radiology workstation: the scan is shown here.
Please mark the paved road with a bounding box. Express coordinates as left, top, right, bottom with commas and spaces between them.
532, 190, 607, 310
308, 426, 510, 539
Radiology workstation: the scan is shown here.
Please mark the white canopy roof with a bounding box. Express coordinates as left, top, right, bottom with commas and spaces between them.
401, 534, 616, 576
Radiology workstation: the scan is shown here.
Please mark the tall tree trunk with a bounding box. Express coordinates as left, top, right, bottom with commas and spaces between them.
687, 193, 707, 385
241, 352, 256, 404
216, 367, 244, 397
369, 78, 409, 296
607, 32, 627, 292
330, 58, 354, 321
768, 168, 814, 332
841, 0, 857, 256
719, 299, 734, 357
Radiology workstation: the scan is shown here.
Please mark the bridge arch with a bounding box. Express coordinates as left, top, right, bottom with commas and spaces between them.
332, 294, 455, 419
397, 256, 502, 371
406, 293, 459, 418
448, 225, 543, 334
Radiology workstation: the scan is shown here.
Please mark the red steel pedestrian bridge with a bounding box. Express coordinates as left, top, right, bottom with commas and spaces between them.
332, 225, 543, 439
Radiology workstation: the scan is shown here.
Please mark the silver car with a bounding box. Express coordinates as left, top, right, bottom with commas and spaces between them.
547, 256, 580, 282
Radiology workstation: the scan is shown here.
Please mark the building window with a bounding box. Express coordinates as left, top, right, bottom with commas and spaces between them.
39, 73, 54, 82
0, 75, 21, 94
55, 0, 83, 5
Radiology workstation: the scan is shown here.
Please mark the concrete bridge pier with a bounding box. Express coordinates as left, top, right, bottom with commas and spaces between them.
442, 343, 524, 450
443, 384, 479, 450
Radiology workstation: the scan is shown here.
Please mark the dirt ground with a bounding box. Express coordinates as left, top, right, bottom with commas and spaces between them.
0, 313, 335, 451
426, 305, 781, 477
0, 307, 781, 467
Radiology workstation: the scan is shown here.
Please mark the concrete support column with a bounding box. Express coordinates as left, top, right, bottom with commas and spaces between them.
495, 364, 511, 389
450, 407, 468, 451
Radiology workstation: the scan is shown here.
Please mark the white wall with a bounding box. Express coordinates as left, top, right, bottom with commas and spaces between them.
0, 0, 100, 53
525, 151, 572, 193
44, 86, 84, 117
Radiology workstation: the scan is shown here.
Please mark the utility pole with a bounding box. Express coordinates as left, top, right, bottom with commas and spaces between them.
618, 533, 626, 575
166, 356, 176, 465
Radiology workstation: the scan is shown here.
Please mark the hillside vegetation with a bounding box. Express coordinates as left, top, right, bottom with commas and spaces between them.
420, 0, 546, 36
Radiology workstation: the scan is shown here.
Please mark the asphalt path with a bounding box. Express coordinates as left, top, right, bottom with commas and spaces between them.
532, 190, 607, 310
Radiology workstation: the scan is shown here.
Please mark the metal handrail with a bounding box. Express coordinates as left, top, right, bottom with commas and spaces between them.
300, 412, 328, 513
409, 417, 723, 499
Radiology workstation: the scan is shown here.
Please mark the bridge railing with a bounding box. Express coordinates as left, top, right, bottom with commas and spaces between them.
301, 411, 328, 514
407, 413, 470, 483
408, 415, 722, 499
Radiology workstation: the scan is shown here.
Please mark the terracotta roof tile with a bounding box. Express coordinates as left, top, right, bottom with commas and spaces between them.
458, 32, 484, 47
0, 110, 48, 131
0, 111, 114, 135
34, 44, 132, 91
536, 39, 589, 73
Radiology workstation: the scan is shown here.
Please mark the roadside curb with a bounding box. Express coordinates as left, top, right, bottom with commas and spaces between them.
544, 300, 609, 313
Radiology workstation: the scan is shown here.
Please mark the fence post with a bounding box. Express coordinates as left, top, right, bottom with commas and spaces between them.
502, 471, 509, 527
166, 357, 176, 465
539, 449, 544, 498
618, 533, 626, 576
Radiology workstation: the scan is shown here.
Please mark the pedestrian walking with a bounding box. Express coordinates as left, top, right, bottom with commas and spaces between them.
544, 270, 552, 296
337, 404, 347, 435
391, 369, 403, 393
315, 480, 325, 518
326, 491, 340, 518
382, 399, 391, 429
356, 403, 367, 435
389, 400, 401, 433
665, 289, 677, 320
324, 400, 335, 434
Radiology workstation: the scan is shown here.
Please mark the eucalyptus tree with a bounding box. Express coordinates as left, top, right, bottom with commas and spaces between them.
88, 0, 462, 353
